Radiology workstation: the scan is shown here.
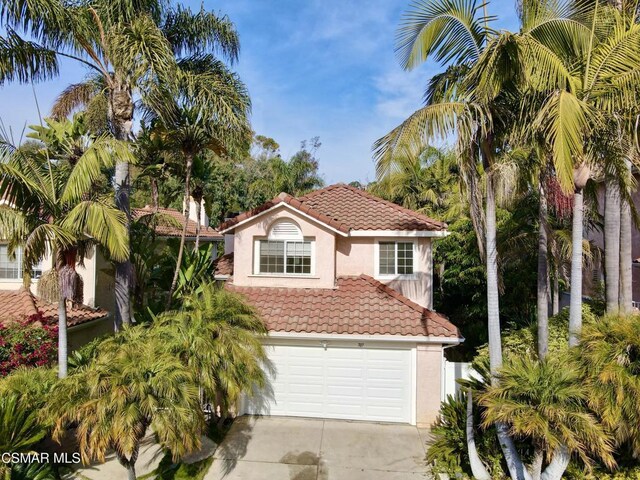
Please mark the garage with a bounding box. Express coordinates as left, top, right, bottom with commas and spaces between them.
243, 342, 415, 424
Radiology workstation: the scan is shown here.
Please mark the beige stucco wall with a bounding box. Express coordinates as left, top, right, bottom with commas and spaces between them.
232, 207, 337, 289
68, 317, 112, 352
336, 236, 433, 308
75, 247, 97, 307
416, 343, 443, 428
94, 248, 116, 313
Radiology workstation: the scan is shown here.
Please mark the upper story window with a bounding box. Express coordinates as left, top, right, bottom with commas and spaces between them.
0, 245, 43, 280
256, 220, 314, 275
378, 241, 415, 276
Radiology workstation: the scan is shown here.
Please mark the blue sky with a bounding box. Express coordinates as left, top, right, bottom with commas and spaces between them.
0, 0, 520, 184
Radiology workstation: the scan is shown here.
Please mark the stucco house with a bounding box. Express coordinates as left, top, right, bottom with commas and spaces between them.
214, 183, 462, 427
0, 201, 222, 348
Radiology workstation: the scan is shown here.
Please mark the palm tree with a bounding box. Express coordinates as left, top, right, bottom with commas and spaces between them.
0, 117, 130, 377
480, 355, 615, 480
1, 0, 242, 329
578, 313, 640, 457
45, 326, 204, 480
373, 3, 539, 476
155, 283, 267, 415
144, 61, 251, 307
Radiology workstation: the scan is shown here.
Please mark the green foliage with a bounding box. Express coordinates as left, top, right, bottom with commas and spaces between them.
155, 283, 267, 411
174, 244, 215, 300
435, 209, 538, 361
427, 393, 505, 479
45, 326, 204, 468
144, 453, 213, 480
480, 354, 615, 470
578, 313, 640, 457
0, 366, 57, 411
473, 305, 596, 368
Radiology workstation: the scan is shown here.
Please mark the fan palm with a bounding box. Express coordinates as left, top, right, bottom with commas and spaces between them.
154, 282, 267, 414
144, 60, 251, 307
0, 0, 242, 329
44, 326, 203, 480
0, 116, 130, 377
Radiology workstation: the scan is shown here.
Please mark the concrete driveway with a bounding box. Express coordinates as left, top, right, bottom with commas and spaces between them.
205, 416, 432, 480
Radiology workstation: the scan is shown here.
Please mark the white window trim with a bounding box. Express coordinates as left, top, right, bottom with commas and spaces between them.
374, 239, 418, 281
253, 238, 316, 276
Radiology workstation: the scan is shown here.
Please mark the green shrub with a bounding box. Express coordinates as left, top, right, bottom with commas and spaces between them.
427, 392, 506, 479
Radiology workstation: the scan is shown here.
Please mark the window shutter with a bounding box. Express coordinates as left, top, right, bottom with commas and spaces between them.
269, 220, 303, 240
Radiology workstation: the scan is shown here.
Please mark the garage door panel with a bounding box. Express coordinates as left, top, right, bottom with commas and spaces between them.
244, 344, 413, 424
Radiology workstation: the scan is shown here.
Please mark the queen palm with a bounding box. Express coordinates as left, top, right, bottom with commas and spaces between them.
0, 0, 242, 328
373, 2, 539, 477
503, 2, 640, 343
0, 116, 130, 377
144, 60, 251, 306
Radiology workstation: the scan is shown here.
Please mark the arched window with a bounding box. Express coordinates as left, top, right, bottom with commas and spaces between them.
257, 219, 313, 275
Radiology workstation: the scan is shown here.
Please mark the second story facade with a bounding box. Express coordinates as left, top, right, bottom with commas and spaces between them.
218, 183, 448, 309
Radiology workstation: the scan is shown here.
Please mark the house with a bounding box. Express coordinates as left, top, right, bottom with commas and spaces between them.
0, 200, 222, 348
214, 183, 462, 427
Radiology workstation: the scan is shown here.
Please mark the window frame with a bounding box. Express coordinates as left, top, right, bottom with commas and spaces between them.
374, 239, 418, 280
0, 245, 44, 282
252, 219, 316, 277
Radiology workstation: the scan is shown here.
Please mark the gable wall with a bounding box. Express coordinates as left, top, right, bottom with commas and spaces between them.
232, 207, 337, 288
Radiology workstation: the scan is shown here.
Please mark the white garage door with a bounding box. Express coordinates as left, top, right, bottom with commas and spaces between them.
243, 343, 414, 424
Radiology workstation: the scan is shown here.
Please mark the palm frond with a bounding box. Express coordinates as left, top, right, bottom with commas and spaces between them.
396, 0, 494, 69
51, 77, 105, 120
533, 90, 592, 191
0, 29, 58, 84
61, 137, 134, 203
162, 5, 239, 63
373, 101, 486, 179
62, 199, 129, 262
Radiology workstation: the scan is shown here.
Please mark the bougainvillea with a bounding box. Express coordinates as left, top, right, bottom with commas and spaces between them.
0, 312, 58, 376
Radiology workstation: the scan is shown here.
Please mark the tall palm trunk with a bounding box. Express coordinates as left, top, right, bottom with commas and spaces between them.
552, 264, 560, 316
482, 145, 530, 480
167, 153, 194, 307
604, 178, 621, 312
537, 181, 549, 359
194, 194, 202, 251
619, 160, 633, 312
110, 80, 134, 331
151, 178, 159, 212
466, 390, 490, 480
485, 170, 502, 377
569, 190, 584, 347
57, 297, 68, 379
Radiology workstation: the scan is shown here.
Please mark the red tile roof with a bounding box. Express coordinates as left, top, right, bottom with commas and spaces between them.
0, 288, 109, 327
227, 275, 460, 339
219, 184, 446, 233
213, 252, 234, 277
132, 206, 223, 240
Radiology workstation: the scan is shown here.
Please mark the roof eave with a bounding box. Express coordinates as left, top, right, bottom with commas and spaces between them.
219, 202, 349, 237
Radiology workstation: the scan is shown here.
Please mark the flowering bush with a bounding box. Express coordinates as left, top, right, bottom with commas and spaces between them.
0, 312, 58, 376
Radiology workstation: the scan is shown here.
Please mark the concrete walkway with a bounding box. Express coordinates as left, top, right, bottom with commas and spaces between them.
206, 416, 432, 480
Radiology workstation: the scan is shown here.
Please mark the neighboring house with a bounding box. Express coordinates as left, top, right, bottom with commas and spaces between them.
214, 183, 462, 427
0, 288, 110, 351
0, 200, 222, 349
583, 174, 640, 307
